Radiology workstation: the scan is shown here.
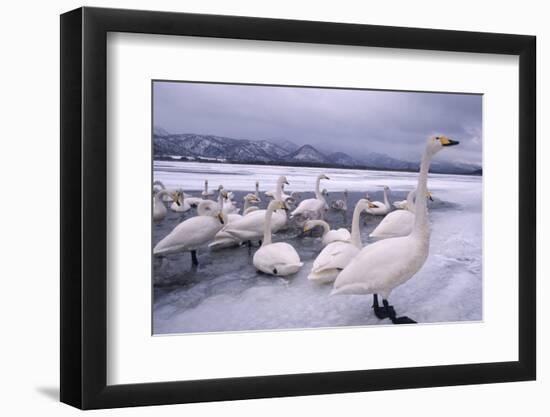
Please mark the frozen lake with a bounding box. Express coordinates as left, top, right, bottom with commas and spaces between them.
153, 160, 482, 334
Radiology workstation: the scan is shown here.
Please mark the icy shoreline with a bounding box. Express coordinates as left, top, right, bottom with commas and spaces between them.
153, 161, 482, 334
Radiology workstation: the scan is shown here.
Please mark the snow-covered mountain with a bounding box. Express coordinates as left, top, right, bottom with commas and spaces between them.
153, 128, 481, 174
153, 126, 171, 136
287, 145, 328, 163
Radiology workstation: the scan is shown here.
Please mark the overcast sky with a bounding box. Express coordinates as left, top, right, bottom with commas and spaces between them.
153, 81, 482, 165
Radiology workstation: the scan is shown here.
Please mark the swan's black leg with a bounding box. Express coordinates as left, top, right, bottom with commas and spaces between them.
372, 294, 394, 319
191, 250, 199, 266
383, 299, 416, 324
258, 240, 262, 246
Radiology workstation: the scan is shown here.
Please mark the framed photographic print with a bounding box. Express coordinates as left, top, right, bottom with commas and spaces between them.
60, 6, 536, 409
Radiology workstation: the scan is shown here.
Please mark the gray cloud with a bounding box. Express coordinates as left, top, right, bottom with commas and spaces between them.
153, 81, 482, 165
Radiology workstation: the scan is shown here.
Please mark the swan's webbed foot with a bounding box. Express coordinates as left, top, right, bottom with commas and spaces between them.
391, 316, 417, 324
190, 250, 199, 266
382, 299, 416, 325
372, 294, 395, 319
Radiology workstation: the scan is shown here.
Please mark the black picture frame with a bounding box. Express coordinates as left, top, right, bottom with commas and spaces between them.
60, 6, 536, 410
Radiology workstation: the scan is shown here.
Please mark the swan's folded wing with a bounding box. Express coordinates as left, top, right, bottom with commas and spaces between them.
291, 198, 324, 216
154, 216, 222, 254
313, 242, 359, 272
324, 228, 351, 244
370, 210, 414, 238
332, 237, 417, 294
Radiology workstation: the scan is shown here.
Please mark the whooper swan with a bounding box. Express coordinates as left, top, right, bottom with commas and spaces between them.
331, 136, 459, 324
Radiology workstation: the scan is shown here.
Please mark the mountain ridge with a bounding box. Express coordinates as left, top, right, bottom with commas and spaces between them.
153, 128, 481, 175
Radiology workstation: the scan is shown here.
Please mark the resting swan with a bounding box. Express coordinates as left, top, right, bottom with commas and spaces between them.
222, 176, 289, 244
303, 220, 351, 246
366, 185, 391, 215
331, 189, 348, 212
153, 189, 177, 222
253, 200, 303, 276
153, 196, 226, 265
370, 190, 434, 239
307, 199, 375, 284
290, 174, 330, 221
331, 135, 459, 324
170, 190, 192, 213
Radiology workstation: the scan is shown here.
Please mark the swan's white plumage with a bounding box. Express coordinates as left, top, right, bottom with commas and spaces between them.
303, 220, 350, 246
209, 194, 261, 250
222, 176, 288, 243
332, 135, 459, 301
154, 200, 225, 256
153, 190, 175, 222
307, 241, 360, 283
222, 208, 287, 242
253, 200, 303, 276
366, 186, 391, 215
253, 242, 303, 276
153, 201, 225, 255
185, 197, 203, 207
393, 200, 407, 210
170, 191, 191, 212
307, 199, 371, 284
369, 209, 415, 239
291, 174, 329, 221
332, 235, 428, 297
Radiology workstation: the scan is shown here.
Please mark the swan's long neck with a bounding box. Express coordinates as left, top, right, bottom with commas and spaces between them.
314, 177, 323, 200
263, 207, 275, 246
153, 180, 165, 190
204, 181, 208, 193
383, 188, 390, 209
350, 204, 364, 249
154, 189, 169, 203
412, 151, 433, 238
217, 192, 224, 212
309, 220, 330, 236
255, 182, 259, 198
406, 189, 416, 213
275, 179, 284, 201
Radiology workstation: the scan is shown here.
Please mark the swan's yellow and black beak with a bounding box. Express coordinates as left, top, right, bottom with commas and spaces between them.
438, 136, 460, 147
368, 202, 379, 209
303, 225, 311, 232
284, 180, 290, 185
174, 193, 181, 206
217, 213, 224, 224
427, 191, 433, 201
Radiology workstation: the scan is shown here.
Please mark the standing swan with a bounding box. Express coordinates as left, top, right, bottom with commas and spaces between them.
307, 199, 375, 284
254, 181, 261, 202
201, 180, 213, 198
253, 200, 303, 276
303, 220, 351, 246
153, 196, 226, 265
331, 136, 459, 324
290, 174, 330, 221
366, 185, 391, 215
